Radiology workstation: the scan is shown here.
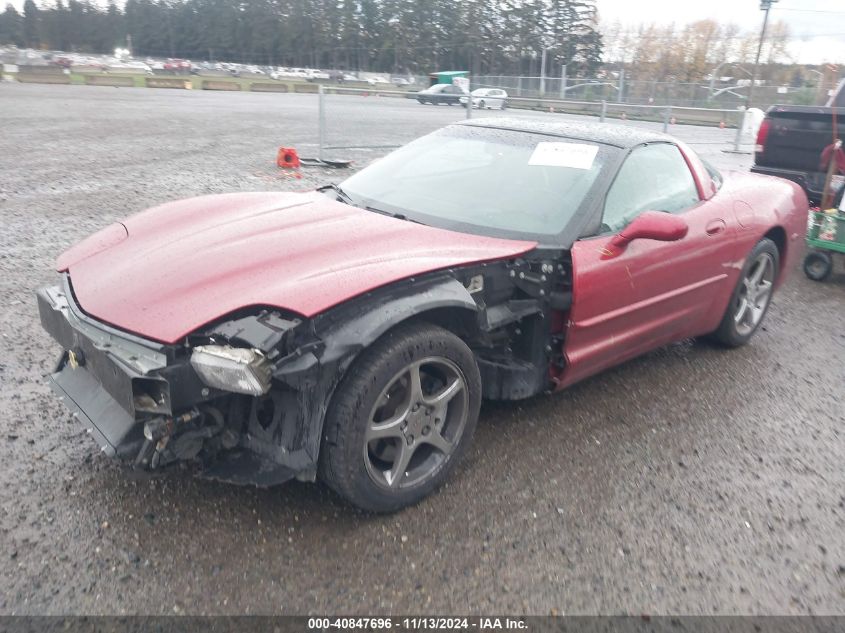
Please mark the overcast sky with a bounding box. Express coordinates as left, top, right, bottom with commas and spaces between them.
597, 0, 845, 64
7, 0, 845, 64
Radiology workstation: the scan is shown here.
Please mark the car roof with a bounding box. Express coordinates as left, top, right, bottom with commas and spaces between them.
455, 117, 675, 149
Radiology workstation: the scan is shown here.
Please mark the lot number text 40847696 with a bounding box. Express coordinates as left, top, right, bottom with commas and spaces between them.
307, 617, 528, 630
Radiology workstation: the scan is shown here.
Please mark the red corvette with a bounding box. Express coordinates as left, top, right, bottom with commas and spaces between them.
38, 119, 807, 512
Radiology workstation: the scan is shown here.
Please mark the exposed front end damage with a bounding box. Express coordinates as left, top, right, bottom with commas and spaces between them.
38, 251, 571, 487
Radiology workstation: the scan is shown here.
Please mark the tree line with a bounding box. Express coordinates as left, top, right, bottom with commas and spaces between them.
0, 0, 604, 75
601, 18, 794, 84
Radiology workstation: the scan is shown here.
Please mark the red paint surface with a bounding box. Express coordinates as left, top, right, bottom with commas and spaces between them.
61, 192, 536, 343
558, 171, 807, 388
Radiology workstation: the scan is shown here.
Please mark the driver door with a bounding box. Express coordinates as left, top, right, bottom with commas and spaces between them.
559, 142, 736, 388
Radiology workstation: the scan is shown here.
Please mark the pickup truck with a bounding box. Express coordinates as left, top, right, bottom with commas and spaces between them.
752, 79, 845, 206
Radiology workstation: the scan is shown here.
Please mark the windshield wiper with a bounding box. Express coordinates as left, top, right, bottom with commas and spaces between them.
318, 185, 421, 224
365, 205, 423, 225
317, 183, 355, 206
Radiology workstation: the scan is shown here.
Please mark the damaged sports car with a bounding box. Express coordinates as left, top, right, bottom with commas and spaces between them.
38, 119, 807, 512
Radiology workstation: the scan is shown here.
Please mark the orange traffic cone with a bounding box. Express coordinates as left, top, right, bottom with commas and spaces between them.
277, 147, 301, 169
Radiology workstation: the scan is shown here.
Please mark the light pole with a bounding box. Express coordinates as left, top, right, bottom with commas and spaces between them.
748, 0, 778, 108
559, 64, 567, 99
539, 47, 549, 96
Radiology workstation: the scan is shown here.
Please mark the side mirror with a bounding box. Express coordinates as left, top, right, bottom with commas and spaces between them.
608, 211, 688, 253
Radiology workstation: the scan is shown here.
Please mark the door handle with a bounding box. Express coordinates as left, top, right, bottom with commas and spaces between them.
705, 219, 727, 236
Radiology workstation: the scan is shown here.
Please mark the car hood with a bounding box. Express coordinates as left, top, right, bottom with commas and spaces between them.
61, 191, 536, 343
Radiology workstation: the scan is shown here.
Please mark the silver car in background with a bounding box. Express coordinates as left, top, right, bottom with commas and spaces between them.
460, 88, 508, 110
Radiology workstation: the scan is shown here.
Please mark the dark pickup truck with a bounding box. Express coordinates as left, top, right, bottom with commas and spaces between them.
752, 79, 845, 206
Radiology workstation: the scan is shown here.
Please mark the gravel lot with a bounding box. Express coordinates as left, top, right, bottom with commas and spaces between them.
1, 83, 844, 616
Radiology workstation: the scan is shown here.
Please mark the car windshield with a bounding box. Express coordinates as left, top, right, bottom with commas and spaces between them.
339, 125, 616, 241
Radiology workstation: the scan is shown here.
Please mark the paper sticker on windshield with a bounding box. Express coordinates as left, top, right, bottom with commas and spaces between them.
528, 142, 598, 169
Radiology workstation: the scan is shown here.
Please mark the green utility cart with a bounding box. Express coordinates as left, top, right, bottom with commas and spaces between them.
804, 209, 845, 281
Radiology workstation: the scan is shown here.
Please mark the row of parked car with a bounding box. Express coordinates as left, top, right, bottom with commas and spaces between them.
20, 48, 414, 85
268, 68, 414, 85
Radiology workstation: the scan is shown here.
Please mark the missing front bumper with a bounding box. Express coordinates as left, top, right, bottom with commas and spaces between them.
49, 354, 141, 458
37, 277, 322, 486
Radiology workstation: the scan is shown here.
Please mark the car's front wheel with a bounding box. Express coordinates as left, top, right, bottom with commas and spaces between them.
319, 323, 481, 513
711, 238, 779, 347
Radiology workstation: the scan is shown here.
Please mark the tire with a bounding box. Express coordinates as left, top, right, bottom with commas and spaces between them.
478, 100, 486, 109
803, 251, 832, 281
710, 238, 779, 347
319, 323, 482, 513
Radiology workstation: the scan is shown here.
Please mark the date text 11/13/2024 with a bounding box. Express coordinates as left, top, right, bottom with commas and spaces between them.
307, 617, 528, 630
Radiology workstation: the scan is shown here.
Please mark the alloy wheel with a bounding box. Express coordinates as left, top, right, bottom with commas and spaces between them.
363, 357, 468, 490
734, 252, 775, 336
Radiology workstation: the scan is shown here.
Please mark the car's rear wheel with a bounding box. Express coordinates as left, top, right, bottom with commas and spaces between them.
803, 251, 832, 281
319, 323, 481, 513
711, 238, 779, 347
478, 100, 486, 109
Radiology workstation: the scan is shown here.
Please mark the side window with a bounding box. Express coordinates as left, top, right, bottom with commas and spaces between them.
602, 143, 700, 233
702, 158, 723, 191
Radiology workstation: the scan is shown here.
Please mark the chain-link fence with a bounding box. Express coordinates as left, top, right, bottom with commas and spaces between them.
472, 75, 826, 109
309, 85, 756, 169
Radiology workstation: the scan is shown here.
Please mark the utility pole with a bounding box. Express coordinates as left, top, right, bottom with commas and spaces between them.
618, 68, 625, 103
540, 48, 547, 96
559, 64, 567, 99
748, 0, 778, 108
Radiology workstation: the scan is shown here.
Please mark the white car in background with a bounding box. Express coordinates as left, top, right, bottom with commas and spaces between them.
460, 88, 508, 110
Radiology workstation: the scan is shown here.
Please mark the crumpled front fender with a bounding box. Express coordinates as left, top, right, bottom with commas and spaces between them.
239, 274, 479, 483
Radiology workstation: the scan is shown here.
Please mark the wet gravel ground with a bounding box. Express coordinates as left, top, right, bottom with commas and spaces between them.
1, 83, 844, 615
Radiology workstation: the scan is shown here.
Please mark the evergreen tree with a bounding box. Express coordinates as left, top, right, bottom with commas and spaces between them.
0, 4, 23, 47
22, 0, 38, 48
0, 0, 605, 74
